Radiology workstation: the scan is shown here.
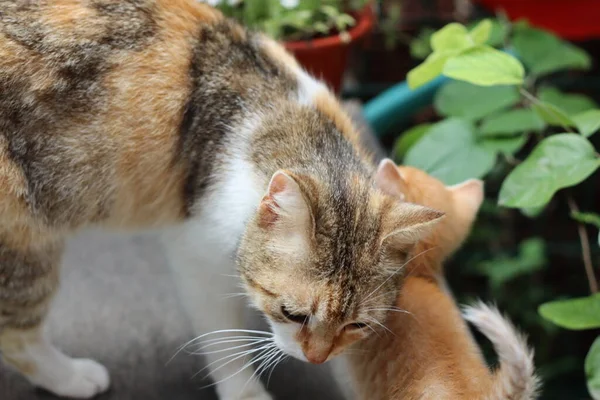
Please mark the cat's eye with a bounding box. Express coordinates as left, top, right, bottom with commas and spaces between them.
281, 305, 309, 324
345, 322, 369, 330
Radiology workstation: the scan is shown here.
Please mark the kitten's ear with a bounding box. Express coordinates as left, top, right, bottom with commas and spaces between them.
448, 179, 484, 216
375, 158, 407, 200
258, 170, 311, 232
383, 203, 444, 249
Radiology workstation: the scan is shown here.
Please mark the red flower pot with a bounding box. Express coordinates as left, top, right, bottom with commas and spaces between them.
284, 6, 376, 93
475, 0, 600, 41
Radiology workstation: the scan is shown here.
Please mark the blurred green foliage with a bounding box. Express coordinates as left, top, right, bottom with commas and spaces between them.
211, 0, 366, 41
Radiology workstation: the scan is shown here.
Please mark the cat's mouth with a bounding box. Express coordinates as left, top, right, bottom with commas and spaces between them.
272, 336, 307, 362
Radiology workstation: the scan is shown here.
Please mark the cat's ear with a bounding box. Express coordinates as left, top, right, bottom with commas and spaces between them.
375, 158, 407, 200
382, 203, 444, 250
258, 170, 312, 233
448, 179, 484, 216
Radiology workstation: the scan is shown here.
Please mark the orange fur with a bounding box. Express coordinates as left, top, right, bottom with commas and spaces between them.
313, 92, 363, 149
343, 164, 537, 400
100, 0, 205, 228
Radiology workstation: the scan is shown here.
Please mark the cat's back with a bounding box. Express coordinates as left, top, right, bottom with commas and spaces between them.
0, 0, 220, 231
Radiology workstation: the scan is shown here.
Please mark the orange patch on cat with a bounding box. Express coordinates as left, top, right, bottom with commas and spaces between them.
160, 0, 224, 25
259, 35, 301, 71
42, 0, 101, 32
313, 92, 362, 148
0, 138, 52, 251
98, 0, 221, 227
0, 328, 43, 376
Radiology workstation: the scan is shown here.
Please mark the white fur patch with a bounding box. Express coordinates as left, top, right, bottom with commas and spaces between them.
160, 114, 272, 399
294, 67, 327, 106
6, 334, 109, 399
268, 321, 306, 362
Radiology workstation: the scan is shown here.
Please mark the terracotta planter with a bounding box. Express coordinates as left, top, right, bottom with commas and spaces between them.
284, 5, 376, 93
475, 0, 600, 40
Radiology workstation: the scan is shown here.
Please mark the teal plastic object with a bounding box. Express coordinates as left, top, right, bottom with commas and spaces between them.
362, 75, 448, 138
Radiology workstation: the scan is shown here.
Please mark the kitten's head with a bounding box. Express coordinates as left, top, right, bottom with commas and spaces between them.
376, 160, 484, 260
237, 166, 444, 364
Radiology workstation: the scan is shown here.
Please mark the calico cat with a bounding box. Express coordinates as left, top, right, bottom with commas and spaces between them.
334, 162, 540, 400
0, 1, 444, 399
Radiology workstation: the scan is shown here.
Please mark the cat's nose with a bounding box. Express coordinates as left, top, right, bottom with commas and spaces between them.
303, 345, 332, 364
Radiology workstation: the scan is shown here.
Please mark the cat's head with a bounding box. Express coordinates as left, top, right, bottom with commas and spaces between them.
237, 165, 444, 364
376, 160, 484, 260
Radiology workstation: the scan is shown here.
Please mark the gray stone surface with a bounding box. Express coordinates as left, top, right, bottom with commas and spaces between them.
0, 102, 383, 400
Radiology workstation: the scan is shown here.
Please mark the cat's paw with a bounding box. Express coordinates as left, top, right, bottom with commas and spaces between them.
43, 358, 110, 399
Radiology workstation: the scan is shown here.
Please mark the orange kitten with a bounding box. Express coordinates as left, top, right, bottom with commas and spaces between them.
334, 161, 539, 400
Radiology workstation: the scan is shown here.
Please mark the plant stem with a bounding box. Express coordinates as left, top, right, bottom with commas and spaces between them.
567, 194, 598, 294
503, 153, 521, 166
520, 88, 576, 134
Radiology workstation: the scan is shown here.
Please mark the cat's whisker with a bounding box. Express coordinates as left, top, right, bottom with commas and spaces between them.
191, 329, 273, 342
193, 342, 276, 379
221, 292, 248, 299
363, 321, 381, 338
235, 347, 280, 394
169, 329, 273, 365
360, 290, 398, 305
266, 353, 286, 386
196, 337, 272, 349
220, 274, 241, 279
362, 247, 437, 303
364, 307, 412, 316
261, 350, 285, 387
198, 344, 278, 390
242, 347, 281, 391
202, 329, 273, 337
366, 316, 395, 337
198, 335, 271, 345
193, 338, 274, 356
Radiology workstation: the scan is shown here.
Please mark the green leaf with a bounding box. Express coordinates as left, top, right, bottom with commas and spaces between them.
538, 87, 598, 115
480, 135, 527, 155
521, 205, 545, 218
512, 26, 591, 76
404, 118, 497, 185
469, 19, 492, 45
392, 123, 432, 161
486, 19, 508, 47
539, 294, 600, 330
443, 45, 525, 86
480, 109, 545, 136
573, 110, 600, 137
571, 211, 600, 229
407, 51, 452, 89
431, 23, 472, 53
410, 28, 435, 60
532, 102, 575, 128
478, 238, 546, 288
499, 134, 600, 208
435, 81, 520, 121
585, 337, 600, 400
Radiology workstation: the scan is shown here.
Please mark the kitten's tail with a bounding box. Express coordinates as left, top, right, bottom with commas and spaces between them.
462, 302, 541, 400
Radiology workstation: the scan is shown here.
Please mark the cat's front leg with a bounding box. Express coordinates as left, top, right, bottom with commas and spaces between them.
0, 237, 110, 399
162, 229, 273, 400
